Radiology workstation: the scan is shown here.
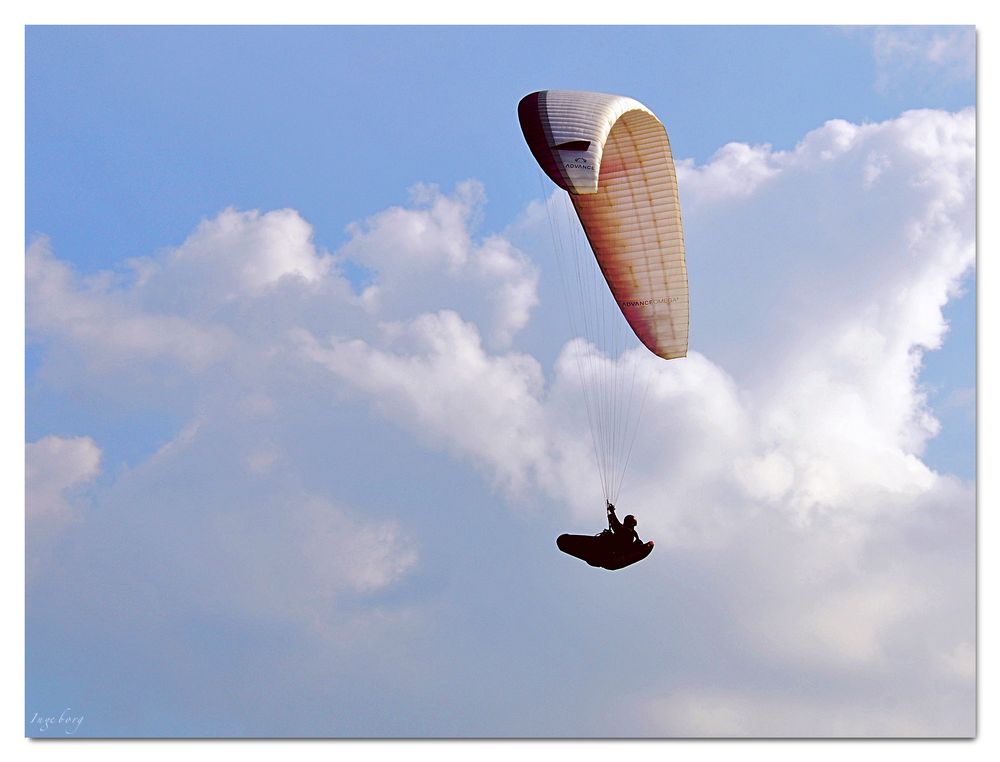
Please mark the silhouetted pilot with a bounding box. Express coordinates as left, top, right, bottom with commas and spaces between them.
606, 502, 642, 553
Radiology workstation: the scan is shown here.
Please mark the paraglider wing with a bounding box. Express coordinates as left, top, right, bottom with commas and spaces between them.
518, 89, 688, 359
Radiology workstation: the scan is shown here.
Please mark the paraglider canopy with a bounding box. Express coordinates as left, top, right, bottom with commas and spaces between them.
518, 89, 689, 360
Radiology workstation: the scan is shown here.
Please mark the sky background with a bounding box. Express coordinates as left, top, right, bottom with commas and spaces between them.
24, 24, 976, 738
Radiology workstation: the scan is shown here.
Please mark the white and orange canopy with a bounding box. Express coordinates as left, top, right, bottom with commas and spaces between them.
518, 89, 688, 360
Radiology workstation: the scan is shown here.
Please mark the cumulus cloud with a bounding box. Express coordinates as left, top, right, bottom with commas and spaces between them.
26, 108, 974, 736
299, 108, 975, 734
134, 207, 334, 310
25, 182, 536, 676
340, 180, 538, 348
26, 238, 234, 373
312, 108, 975, 523
27, 411, 421, 651
299, 309, 548, 495
676, 141, 782, 205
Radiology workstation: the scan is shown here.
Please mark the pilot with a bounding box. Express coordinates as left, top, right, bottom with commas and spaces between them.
606, 502, 642, 553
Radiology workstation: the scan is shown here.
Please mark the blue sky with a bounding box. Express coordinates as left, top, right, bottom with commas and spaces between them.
25, 25, 976, 739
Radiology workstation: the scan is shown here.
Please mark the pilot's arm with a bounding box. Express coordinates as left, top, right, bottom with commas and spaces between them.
607, 503, 623, 532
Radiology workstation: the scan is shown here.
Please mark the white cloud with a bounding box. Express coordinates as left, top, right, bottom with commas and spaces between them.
26, 435, 102, 575
26, 237, 234, 373
340, 181, 539, 348
166, 207, 331, 294
25, 183, 538, 661
298, 108, 975, 733
677, 141, 782, 207
313, 107, 975, 528
298, 309, 548, 495
865, 26, 976, 94
36, 413, 422, 639
26, 434, 101, 523
27, 183, 538, 387
300, 497, 419, 595
25, 108, 974, 736
734, 450, 795, 503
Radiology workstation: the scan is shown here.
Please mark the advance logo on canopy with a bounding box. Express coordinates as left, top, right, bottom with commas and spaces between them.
621, 296, 682, 308
563, 157, 595, 171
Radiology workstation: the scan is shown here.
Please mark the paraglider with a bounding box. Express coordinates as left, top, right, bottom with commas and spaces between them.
557, 503, 654, 570
518, 89, 687, 570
